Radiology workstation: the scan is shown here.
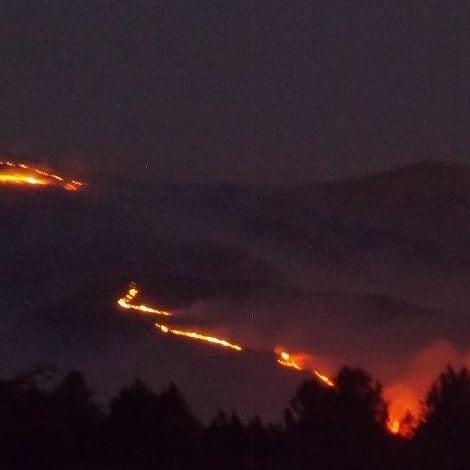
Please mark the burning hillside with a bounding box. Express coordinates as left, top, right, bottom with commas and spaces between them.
114, 283, 470, 438
0, 160, 84, 191
2, 161, 469, 440
115, 285, 396, 430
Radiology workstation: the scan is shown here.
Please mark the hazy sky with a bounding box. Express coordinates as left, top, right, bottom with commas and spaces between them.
0, 1, 467, 183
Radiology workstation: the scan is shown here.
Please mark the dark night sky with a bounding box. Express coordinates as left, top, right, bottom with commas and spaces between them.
0, 1, 467, 183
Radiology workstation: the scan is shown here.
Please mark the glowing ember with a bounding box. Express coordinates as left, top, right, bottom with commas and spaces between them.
117, 286, 172, 316
155, 322, 243, 351
0, 160, 84, 191
276, 348, 335, 388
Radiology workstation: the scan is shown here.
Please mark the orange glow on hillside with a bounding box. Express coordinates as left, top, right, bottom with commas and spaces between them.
277, 350, 302, 370
384, 385, 419, 437
0, 173, 49, 186
313, 370, 335, 388
385, 413, 416, 437
0, 160, 84, 191
114, 284, 421, 437
117, 286, 172, 316
275, 348, 335, 388
155, 322, 243, 351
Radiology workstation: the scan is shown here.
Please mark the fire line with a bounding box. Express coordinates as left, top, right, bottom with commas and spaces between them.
155, 323, 243, 352
117, 287, 172, 316
276, 349, 335, 388
116, 284, 408, 436
0, 160, 84, 191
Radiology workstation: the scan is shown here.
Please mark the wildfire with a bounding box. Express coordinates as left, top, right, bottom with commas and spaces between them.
276, 349, 335, 388
389, 420, 400, 435
0, 174, 49, 186
115, 284, 412, 437
384, 385, 419, 437
277, 351, 302, 370
155, 323, 243, 352
313, 370, 335, 388
0, 160, 84, 191
386, 416, 415, 437
117, 286, 172, 316
117, 285, 242, 351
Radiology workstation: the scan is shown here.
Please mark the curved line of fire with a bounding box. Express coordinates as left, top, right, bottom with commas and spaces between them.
116, 285, 412, 435
116, 286, 414, 433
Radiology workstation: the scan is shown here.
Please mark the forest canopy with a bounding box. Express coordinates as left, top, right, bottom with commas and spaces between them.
0, 365, 468, 469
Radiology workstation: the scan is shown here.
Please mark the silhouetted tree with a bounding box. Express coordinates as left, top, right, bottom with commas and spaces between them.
412, 366, 470, 470
281, 367, 392, 470
48, 371, 103, 467
202, 411, 253, 469
0, 371, 50, 468
2, 364, 468, 469
334, 367, 388, 431
105, 379, 200, 469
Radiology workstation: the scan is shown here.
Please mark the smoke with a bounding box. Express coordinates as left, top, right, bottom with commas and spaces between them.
174, 292, 470, 431
383, 340, 470, 429
172, 300, 211, 320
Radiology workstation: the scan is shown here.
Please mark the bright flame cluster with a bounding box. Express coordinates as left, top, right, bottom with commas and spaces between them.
384, 386, 419, 437
117, 287, 172, 316
0, 160, 84, 191
277, 349, 412, 435
276, 350, 335, 388
389, 420, 400, 435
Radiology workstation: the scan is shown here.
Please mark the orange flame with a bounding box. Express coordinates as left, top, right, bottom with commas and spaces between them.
155, 322, 243, 351
389, 420, 400, 435
0, 160, 84, 191
0, 173, 49, 186
275, 348, 335, 388
117, 287, 172, 316
115, 284, 411, 436
277, 350, 302, 370
386, 414, 416, 438
384, 385, 419, 437
313, 370, 335, 388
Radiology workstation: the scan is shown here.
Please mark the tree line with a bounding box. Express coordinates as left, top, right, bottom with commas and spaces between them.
0, 365, 468, 470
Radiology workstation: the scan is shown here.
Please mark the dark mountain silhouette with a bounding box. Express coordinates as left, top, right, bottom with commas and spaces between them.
235, 160, 470, 310
94, 160, 470, 311
311, 160, 470, 257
